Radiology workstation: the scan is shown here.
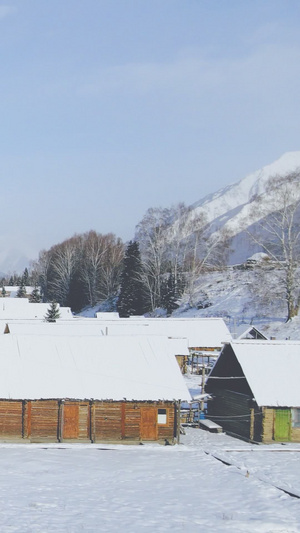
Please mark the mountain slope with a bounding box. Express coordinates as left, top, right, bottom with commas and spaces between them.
190, 151, 300, 263
172, 261, 300, 340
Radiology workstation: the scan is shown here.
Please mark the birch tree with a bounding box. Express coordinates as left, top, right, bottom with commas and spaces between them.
81, 231, 124, 307
248, 171, 300, 320
48, 236, 82, 306
135, 207, 170, 310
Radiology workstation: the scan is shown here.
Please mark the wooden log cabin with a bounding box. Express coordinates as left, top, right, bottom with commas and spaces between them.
0, 334, 190, 444
206, 340, 300, 443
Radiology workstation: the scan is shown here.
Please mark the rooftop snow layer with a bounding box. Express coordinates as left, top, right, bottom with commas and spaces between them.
0, 334, 191, 401
229, 340, 300, 407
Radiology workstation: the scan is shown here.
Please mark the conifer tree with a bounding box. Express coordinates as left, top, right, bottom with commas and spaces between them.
22, 267, 29, 286
44, 301, 60, 322
1, 286, 6, 298
161, 273, 179, 316
16, 278, 26, 298
29, 286, 41, 303
116, 241, 148, 317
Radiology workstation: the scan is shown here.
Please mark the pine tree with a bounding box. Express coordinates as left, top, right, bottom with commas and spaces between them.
161, 273, 178, 316
1, 286, 6, 298
116, 241, 148, 317
29, 286, 41, 303
16, 278, 26, 298
22, 267, 29, 286
44, 301, 60, 322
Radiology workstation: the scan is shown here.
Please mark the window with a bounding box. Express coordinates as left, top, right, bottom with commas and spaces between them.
292, 409, 300, 428
157, 408, 167, 425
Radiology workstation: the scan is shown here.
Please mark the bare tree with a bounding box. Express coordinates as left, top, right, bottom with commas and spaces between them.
98, 234, 124, 301
48, 236, 82, 306
81, 231, 108, 307
248, 171, 300, 320
136, 203, 230, 311
135, 207, 170, 310
30, 249, 53, 302
184, 224, 230, 307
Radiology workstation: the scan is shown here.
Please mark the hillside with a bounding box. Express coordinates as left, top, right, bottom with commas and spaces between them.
188, 151, 300, 264
171, 259, 300, 341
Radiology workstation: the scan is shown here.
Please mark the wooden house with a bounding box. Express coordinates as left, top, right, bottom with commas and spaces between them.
0, 334, 190, 444
206, 340, 300, 443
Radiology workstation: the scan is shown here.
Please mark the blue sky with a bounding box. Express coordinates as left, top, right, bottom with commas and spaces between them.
1, 0, 300, 268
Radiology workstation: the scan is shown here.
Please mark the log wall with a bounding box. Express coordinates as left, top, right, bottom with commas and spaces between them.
261, 408, 275, 443
0, 401, 22, 438
0, 399, 177, 443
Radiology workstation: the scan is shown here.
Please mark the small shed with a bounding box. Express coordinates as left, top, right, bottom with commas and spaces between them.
206, 340, 300, 443
0, 334, 190, 444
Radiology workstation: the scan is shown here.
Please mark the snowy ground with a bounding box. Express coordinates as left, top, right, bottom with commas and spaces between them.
0, 430, 300, 533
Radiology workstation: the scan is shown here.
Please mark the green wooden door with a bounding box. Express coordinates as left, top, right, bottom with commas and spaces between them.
274, 409, 291, 441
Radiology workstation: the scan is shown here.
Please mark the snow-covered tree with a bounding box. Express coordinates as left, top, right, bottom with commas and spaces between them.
29, 286, 41, 303
16, 278, 26, 298
44, 301, 60, 322
248, 171, 300, 321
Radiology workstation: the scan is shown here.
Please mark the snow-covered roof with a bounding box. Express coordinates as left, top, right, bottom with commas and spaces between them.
1, 322, 190, 356
0, 299, 72, 320
221, 340, 300, 407
237, 326, 268, 340
94, 317, 232, 348
0, 335, 191, 401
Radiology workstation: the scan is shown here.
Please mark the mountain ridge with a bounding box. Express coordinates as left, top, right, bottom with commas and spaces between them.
189, 151, 300, 264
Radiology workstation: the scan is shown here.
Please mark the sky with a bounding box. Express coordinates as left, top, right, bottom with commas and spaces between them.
1, 0, 300, 271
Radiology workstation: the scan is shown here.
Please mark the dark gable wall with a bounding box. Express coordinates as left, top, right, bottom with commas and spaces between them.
206, 344, 253, 396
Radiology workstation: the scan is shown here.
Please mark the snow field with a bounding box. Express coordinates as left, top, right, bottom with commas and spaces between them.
0, 429, 299, 532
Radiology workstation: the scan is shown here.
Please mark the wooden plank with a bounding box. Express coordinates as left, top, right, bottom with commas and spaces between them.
199, 419, 222, 433
121, 402, 126, 439
30, 401, 59, 441
0, 401, 23, 437
63, 403, 79, 439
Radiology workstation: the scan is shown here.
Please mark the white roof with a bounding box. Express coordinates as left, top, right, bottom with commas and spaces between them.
0, 335, 191, 401
94, 317, 232, 348
0, 299, 72, 320
224, 340, 300, 407
1, 322, 190, 356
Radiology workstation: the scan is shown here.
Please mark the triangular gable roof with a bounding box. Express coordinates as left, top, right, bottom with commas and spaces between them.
208, 340, 300, 407
0, 334, 191, 402
237, 326, 268, 340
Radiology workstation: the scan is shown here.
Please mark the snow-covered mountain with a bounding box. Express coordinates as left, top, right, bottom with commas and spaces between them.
190, 151, 300, 264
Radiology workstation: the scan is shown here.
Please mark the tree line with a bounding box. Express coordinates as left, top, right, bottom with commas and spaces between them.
0, 203, 229, 315
2, 171, 300, 323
